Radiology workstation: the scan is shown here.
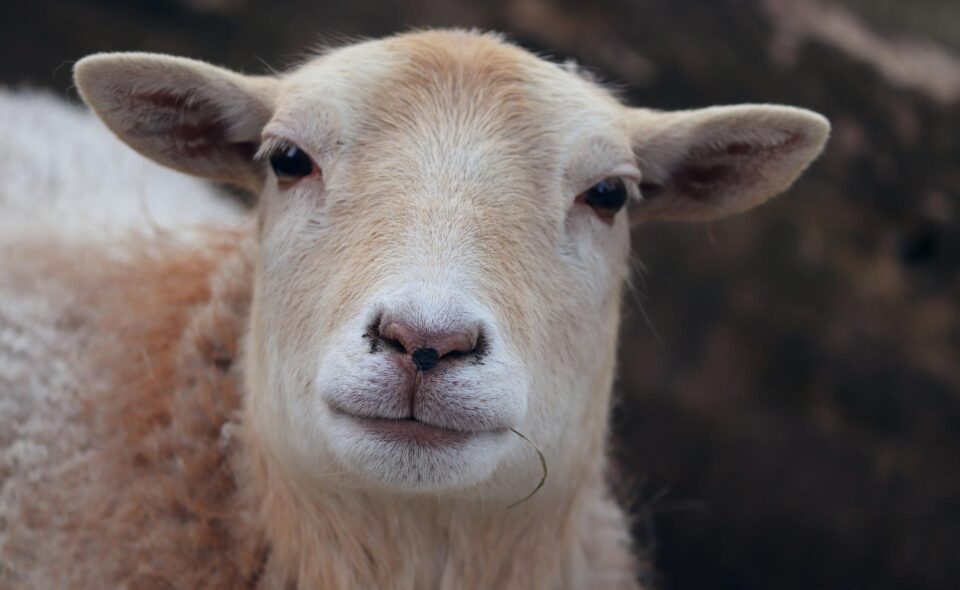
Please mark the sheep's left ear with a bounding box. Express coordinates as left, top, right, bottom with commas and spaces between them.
74, 53, 278, 192
628, 105, 830, 223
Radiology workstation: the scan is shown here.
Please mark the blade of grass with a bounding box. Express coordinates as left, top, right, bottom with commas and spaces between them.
507, 428, 548, 509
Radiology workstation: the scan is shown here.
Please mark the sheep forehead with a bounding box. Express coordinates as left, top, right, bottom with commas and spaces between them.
273, 30, 630, 187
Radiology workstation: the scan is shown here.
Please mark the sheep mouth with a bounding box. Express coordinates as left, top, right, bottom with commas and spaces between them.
357, 416, 472, 446
331, 408, 503, 446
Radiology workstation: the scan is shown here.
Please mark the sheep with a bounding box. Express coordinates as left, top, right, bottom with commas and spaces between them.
0, 29, 829, 589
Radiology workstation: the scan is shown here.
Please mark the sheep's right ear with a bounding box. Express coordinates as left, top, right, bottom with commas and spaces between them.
74, 53, 278, 192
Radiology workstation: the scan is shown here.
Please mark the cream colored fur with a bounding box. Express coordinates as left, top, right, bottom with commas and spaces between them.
0, 30, 828, 589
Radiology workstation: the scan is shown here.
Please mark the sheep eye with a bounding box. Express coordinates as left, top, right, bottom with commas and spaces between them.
269, 144, 315, 181
584, 177, 628, 215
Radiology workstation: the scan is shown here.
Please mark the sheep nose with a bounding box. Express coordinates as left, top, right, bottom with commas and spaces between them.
376, 316, 482, 372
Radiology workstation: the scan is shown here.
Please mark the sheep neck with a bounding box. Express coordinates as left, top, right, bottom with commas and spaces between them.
242, 423, 634, 589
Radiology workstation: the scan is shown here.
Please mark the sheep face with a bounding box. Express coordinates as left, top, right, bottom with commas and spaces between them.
74, 30, 829, 499
246, 35, 639, 495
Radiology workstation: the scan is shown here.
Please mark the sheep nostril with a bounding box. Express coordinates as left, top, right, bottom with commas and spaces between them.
412, 347, 440, 372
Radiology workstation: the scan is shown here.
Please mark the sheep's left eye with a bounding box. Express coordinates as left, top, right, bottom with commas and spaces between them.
584, 177, 628, 215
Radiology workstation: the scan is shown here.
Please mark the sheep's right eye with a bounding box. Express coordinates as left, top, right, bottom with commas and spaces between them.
269, 144, 316, 181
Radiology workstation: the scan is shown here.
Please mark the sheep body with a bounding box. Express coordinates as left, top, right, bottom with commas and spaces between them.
0, 230, 260, 588
0, 29, 829, 589
0, 90, 260, 588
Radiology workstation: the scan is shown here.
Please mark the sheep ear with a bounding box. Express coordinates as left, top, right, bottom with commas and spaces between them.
74, 53, 277, 192
628, 105, 830, 223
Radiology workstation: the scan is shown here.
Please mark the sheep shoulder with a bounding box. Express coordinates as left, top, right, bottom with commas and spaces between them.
0, 229, 266, 589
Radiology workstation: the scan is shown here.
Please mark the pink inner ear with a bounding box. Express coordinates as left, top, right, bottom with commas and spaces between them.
672, 162, 738, 200
668, 130, 803, 201
127, 90, 232, 158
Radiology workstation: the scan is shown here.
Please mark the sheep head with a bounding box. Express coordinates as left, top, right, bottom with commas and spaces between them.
74, 30, 828, 501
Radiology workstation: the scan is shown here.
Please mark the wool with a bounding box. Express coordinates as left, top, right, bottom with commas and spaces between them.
0, 231, 264, 588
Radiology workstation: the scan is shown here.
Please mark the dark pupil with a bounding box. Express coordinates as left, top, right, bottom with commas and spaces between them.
269, 145, 314, 179
585, 178, 627, 212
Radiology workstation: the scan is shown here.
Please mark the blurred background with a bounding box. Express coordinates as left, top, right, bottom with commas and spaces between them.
2, 0, 957, 588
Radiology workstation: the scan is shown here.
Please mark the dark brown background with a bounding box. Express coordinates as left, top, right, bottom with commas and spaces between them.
3, 1, 957, 588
